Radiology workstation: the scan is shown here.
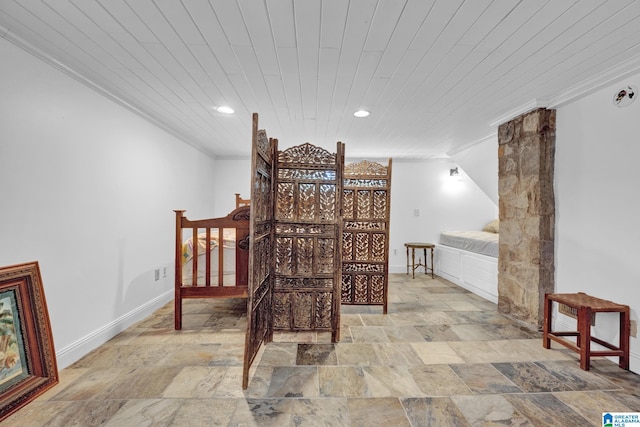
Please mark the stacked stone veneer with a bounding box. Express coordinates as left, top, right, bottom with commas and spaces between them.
497, 108, 555, 329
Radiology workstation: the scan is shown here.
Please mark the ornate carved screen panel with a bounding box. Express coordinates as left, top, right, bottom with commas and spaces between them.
342, 159, 392, 313
273, 142, 344, 341
242, 114, 276, 389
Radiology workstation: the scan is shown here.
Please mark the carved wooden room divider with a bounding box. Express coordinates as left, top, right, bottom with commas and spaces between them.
341, 159, 392, 313
242, 113, 345, 389
242, 114, 276, 389
272, 142, 344, 341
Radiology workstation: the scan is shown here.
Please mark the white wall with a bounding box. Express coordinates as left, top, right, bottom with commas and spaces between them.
0, 38, 217, 368
450, 135, 499, 205
555, 73, 640, 373
212, 157, 252, 216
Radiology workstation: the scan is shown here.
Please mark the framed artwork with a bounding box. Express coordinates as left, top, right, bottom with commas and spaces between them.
0, 262, 58, 422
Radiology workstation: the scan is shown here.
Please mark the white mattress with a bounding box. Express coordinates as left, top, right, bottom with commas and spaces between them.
181, 229, 237, 286
439, 230, 499, 258
182, 247, 237, 286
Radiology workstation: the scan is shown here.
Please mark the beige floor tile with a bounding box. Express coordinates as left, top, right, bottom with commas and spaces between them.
9, 273, 638, 427
411, 342, 467, 364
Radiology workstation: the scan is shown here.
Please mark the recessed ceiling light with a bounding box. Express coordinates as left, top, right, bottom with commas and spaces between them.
216, 106, 235, 114
354, 110, 370, 118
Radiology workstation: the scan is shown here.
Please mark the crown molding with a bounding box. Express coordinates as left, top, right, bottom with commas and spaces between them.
488, 53, 640, 127
1, 27, 217, 159
446, 131, 497, 156
546, 54, 640, 108
488, 99, 550, 128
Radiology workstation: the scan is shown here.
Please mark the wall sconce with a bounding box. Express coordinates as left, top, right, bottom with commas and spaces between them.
450, 167, 459, 177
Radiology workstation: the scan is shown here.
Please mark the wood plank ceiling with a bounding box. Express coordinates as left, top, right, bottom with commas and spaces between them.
2, 0, 640, 158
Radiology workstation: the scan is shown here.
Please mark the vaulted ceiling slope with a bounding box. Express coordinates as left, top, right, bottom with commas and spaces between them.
2, 0, 640, 158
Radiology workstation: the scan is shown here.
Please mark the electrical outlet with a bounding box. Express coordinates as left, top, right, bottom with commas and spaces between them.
162, 265, 167, 278
631, 320, 638, 338
413, 209, 420, 216
154, 269, 160, 281
393, 249, 398, 256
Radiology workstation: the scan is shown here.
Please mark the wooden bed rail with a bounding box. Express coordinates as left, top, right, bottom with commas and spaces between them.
235, 193, 251, 208
173, 205, 250, 329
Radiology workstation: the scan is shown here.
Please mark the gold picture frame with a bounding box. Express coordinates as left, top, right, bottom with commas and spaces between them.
0, 261, 58, 422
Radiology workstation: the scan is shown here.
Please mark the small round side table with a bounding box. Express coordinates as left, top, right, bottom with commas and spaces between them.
404, 242, 435, 279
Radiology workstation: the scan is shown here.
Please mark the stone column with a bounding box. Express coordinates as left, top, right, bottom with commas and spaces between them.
497, 108, 555, 329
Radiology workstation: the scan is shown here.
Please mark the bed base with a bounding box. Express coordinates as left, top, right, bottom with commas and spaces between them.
435, 244, 498, 303
174, 206, 250, 329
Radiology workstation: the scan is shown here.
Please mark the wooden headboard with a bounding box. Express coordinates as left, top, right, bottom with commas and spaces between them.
173, 205, 250, 329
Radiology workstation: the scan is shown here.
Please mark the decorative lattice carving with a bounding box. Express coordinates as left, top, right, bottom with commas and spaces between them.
373, 190, 387, 219
256, 129, 271, 160
355, 275, 368, 302
276, 183, 294, 220
275, 277, 334, 289
315, 292, 332, 328
279, 142, 336, 165
343, 190, 354, 218
296, 237, 314, 274
372, 233, 386, 261
343, 263, 385, 272
342, 232, 354, 260
317, 238, 335, 274
273, 293, 291, 329
370, 275, 384, 303
233, 209, 251, 221
278, 169, 336, 180
344, 179, 388, 188
293, 292, 313, 328
298, 183, 316, 221
341, 159, 391, 311
356, 190, 371, 219
276, 237, 293, 275
345, 159, 388, 176
343, 221, 386, 230
273, 142, 343, 338
341, 275, 352, 300
355, 232, 369, 261
276, 224, 334, 234
319, 184, 336, 220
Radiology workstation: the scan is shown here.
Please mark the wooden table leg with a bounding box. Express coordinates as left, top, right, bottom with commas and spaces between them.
430, 247, 434, 278
620, 308, 630, 369
423, 248, 427, 275
406, 246, 409, 275
543, 294, 551, 349
411, 248, 416, 279
578, 306, 591, 370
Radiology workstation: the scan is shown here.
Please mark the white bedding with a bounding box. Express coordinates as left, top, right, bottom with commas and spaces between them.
182, 248, 237, 286
181, 230, 237, 286
439, 230, 499, 258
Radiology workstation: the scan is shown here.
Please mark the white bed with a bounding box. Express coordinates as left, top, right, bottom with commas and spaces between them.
435, 223, 499, 303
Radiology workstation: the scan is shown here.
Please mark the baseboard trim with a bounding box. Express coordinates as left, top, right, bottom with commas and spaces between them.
55, 290, 173, 369
389, 265, 407, 274
553, 317, 640, 375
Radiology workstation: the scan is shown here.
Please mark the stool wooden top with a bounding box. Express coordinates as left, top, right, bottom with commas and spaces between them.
547, 292, 629, 312
404, 242, 435, 248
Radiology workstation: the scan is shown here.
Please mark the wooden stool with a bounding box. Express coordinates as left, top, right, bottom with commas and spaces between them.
404, 242, 434, 279
543, 292, 630, 371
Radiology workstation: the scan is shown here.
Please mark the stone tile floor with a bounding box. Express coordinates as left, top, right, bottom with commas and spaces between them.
5, 274, 639, 426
